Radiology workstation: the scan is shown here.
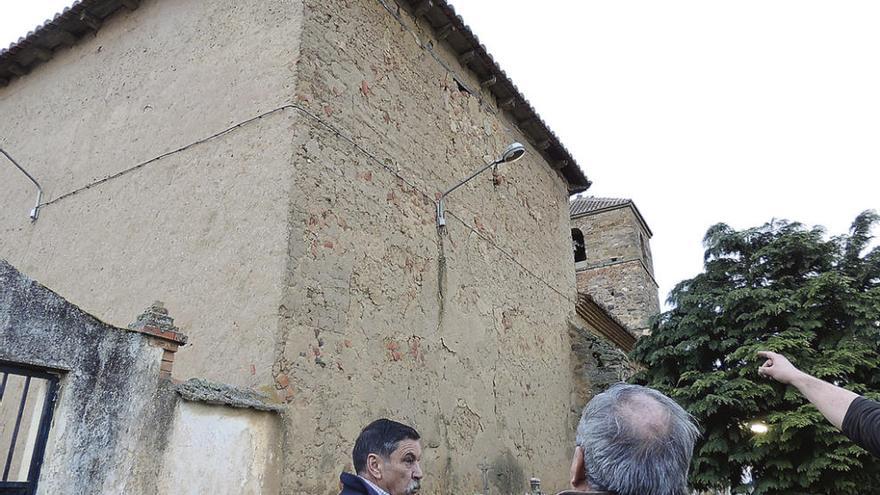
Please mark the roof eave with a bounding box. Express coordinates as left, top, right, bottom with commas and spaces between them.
402, 0, 591, 192
575, 292, 636, 352
0, 1, 140, 87
1, 0, 592, 192
571, 201, 653, 238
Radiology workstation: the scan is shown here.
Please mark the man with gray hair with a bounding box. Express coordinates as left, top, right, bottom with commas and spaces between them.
562, 383, 700, 495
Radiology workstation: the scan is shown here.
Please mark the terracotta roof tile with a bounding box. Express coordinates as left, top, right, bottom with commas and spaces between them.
570, 196, 632, 217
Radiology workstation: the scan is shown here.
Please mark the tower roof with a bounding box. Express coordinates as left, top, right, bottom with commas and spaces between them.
570, 196, 653, 237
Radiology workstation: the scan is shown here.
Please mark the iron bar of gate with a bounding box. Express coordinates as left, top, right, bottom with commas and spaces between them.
24, 376, 58, 490
2, 375, 31, 481
0, 372, 7, 401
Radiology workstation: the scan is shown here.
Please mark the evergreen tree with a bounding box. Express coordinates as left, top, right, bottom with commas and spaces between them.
631, 211, 880, 494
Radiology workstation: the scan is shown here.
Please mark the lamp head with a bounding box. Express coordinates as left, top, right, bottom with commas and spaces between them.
498, 142, 526, 164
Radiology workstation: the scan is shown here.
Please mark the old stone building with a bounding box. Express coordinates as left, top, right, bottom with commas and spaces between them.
566, 196, 661, 406
571, 196, 660, 337
0, 0, 609, 493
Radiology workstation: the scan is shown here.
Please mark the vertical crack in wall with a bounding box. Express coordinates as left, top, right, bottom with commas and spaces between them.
492, 372, 499, 417
435, 229, 447, 334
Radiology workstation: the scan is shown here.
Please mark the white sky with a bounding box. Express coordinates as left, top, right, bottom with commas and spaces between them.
3, 1, 879, 306
450, 1, 880, 306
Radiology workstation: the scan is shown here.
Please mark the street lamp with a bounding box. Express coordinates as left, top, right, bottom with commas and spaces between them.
435, 142, 526, 227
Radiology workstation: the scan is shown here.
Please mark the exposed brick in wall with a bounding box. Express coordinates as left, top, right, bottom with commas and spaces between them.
0, 0, 593, 492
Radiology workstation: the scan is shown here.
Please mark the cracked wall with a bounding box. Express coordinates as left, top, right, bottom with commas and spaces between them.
277, 1, 578, 493
0, 259, 177, 494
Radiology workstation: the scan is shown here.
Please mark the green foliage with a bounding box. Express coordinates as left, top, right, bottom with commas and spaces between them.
631, 211, 880, 494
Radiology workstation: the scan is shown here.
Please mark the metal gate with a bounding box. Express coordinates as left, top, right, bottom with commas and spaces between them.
0, 363, 59, 495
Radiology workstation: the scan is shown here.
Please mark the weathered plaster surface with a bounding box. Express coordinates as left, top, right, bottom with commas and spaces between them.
2, 0, 589, 492
276, 1, 578, 493
0, 259, 176, 494
157, 401, 282, 495
0, 0, 305, 388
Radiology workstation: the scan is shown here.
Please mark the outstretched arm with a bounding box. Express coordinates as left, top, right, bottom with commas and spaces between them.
757, 350, 858, 429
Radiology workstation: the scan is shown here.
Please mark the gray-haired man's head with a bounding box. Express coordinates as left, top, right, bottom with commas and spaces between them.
570, 383, 699, 495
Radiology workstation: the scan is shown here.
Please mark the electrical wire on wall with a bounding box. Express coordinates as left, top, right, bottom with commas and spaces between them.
31, 102, 575, 305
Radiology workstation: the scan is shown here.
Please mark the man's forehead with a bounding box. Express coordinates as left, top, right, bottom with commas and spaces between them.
392, 439, 422, 456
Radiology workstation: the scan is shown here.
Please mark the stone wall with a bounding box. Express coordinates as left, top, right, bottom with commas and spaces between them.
573, 205, 659, 334
0, 0, 305, 389
568, 319, 636, 428
577, 261, 659, 334
573, 205, 653, 273
276, 0, 578, 493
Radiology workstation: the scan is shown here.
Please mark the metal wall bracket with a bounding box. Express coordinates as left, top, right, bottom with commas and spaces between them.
1, 148, 43, 222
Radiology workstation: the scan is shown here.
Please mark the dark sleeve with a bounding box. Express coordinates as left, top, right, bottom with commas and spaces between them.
842, 396, 880, 458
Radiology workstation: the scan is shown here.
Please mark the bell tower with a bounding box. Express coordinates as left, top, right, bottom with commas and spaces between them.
570, 196, 660, 336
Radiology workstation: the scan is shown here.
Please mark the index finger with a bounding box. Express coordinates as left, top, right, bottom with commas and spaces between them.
756, 350, 776, 359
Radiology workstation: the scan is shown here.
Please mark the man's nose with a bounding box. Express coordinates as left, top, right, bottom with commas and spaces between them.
413, 462, 423, 479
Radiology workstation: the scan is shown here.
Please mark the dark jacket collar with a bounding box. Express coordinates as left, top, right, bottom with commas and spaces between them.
339, 472, 384, 495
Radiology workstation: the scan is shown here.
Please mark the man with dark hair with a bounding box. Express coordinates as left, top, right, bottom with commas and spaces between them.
564, 383, 700, 495
339, 418, 423, 495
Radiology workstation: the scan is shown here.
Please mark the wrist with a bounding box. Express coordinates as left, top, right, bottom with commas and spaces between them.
788, 369, 811, 389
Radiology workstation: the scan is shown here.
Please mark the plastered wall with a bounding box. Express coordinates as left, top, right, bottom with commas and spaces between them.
157, 401, 282, 495
0, 259, 175, 495
0, 0, 305, 388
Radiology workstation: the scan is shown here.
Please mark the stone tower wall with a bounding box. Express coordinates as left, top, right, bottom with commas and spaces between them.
572, 205, 660, 334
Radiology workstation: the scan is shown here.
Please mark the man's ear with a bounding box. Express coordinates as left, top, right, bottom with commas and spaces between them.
366, 453, 384, 480
570, 446, 587, 490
